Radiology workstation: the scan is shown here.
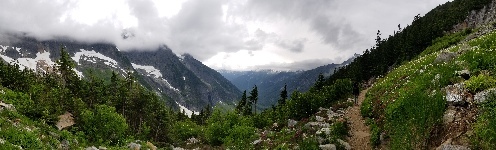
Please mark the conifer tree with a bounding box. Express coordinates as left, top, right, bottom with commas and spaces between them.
278, 84, 288, 105
248, 85, 258, 114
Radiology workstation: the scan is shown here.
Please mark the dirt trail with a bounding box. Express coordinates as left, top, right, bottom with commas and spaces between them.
345, 88, 372, 150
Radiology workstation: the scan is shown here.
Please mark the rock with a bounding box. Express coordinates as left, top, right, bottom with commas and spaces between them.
98, 146, 107, 150
337, 139, 351, 150
85, 146, 98, 150
474, 88, 496, 104
316, 128, 331, 135
435, 52, 457, 63
319, 144, 336, 150
0, 138, 4, 144
60, 139, 70, 150
436, 144, 470, 150
0, 102, 15, 111
445, 83, 468, 106
173, 147, 185, 150
252, 139, 262, 145
316, 116, 325, 122
317, 136, 325, 144
146, 141, 157, 150
443, 109, 457, 124
273, 122, 278, 128
56, 112, 75, 130
288, 119, 297, 128
128, 142, 141, 150
188, 137, 199, 144
455, 70, 471, 80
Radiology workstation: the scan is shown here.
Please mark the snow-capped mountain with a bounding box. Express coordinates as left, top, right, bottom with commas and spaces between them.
0, 33, 241, 112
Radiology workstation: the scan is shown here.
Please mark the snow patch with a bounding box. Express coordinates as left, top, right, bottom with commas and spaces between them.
182, 76, 186, 80
0, 45, 55, 72
176, 102, 199, 118
72, 49, 119, 68
131, 63, 162, 78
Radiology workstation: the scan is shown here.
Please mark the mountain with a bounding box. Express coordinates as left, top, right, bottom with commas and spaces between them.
0, 33, 240, 113
219, 56, 357, 109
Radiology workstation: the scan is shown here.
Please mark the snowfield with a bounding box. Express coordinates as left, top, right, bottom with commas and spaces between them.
176, 102, 199, 118
72, 49, 119, 68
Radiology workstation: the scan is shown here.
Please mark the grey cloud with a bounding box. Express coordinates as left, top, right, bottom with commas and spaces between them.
275, 38, 307, 53
251, 58, 342, 71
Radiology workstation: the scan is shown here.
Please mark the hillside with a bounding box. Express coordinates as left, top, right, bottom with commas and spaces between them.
219, 56, 356, 109
0, 34, 241, 112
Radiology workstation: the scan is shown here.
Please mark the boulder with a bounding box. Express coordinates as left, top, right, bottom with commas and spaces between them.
128, 142, 141, 150
252, 139, 262, 145
443, 108, 457, 124
316, 116, 325, 122
337, 139, 351, 150
60, 139, 70, 150
146, 141, 157, 150
445, 83, 468, 106
56, 112, 75, 130
319, 144, 336, 150
288, 119, 297, 128
98, 146, 107, 150
85, 146, 98, 150
455, 70, 471, 80
0, 102, 15, 111
316, 128, 331, 135
188, 137, 199, 144
474, 88, 496, 104
436, 144, 470, 150
435, 52, 457, 63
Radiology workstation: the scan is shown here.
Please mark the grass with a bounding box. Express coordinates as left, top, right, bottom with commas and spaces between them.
361, 29, 496, 149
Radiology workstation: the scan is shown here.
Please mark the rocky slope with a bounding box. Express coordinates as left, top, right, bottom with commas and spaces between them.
0, 34, 240, 113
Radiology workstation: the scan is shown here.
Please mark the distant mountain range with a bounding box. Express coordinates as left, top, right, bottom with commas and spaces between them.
219, 55, 357, 109
0, 33, 241, 114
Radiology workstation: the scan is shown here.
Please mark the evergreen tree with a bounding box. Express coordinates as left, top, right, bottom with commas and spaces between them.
278, 84, 288, 105
248, 85, 258, 114
235, 90, 247, 114
313, 73, 325, 91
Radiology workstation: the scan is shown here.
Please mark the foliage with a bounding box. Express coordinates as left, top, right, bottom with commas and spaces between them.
464, 73, 496, 93
473, 92, 496, 149
80, 105, 128, 145
171, 120, 202, 144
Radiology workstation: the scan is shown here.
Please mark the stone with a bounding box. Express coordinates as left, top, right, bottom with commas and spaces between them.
337, 139, 351, 150
98, 146, 107, 150
436, 144, 470, 150
146, 141, 157, 150
455, 70, 471, 80
288, 119, 297, 128
435, 52, 457, 63
188, 137, 199, 144
316, 116, 325, 122
316, 128, 331, 135
85, 146, 98, 150
474, 88, 496, 104
319, 144, 337, 150
445, 83, 468, 106
443, 109, 457, 124
128, 142, 141, 150
252, 139, 262, 145
0, 102, 15, 111
56, 112, 75, 130
273, 122, 278, 128
60, 140, 70, 150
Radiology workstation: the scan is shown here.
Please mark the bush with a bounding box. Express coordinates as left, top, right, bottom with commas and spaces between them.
464, 73, 496, 93
171, 120, 202, 143
473, 92, 496, 149
79, 105, 128, 145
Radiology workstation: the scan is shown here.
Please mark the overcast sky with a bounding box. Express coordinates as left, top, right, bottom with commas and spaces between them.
0, 0, 451, 71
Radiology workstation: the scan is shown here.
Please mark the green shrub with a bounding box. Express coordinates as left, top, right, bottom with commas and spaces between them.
464, 73, 496, 93
224, 125, 257, 148
473, 92, 496, 149
79, 105, 128, 145
171, 120, 202, 143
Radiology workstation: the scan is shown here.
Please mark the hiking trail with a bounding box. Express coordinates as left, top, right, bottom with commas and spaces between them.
345, 88, 372, 150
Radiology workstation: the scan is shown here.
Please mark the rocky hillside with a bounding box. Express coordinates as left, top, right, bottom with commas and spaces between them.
0, 34, 240, 113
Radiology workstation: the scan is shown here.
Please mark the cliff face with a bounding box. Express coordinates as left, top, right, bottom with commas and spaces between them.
454, 0, 496, 31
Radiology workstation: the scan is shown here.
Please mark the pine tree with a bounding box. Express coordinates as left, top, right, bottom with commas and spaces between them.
313, 73, 325, 91
278, 84, 288, 105
236, 90, 248, 115
248, 85, 258, 114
